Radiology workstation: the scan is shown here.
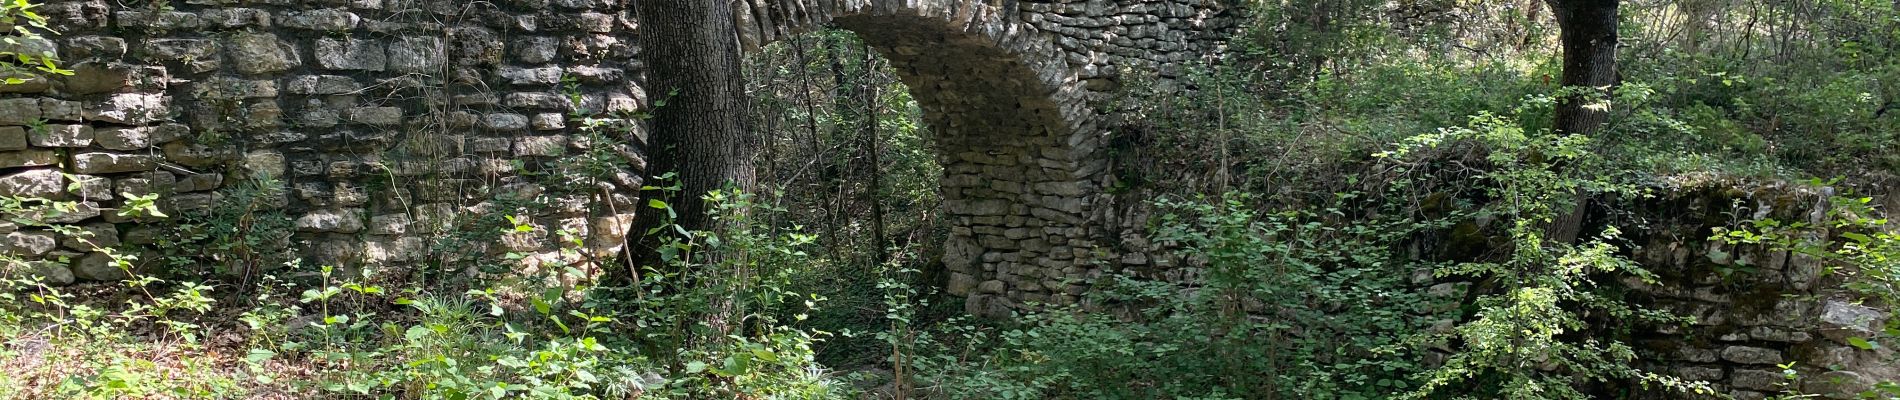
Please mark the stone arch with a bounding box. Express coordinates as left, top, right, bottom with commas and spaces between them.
735, 0, 1117, 313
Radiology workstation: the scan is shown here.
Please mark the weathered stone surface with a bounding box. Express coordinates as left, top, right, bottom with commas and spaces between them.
28, 124, 94, 147
0, 98, 40, 124
72, 153, 158, 174
1730, 369, 1785, 391
0, 127, 25, 150
227, 32, 299, 74
85, 93, 169, 124
71, 251, 127, 281
1722, 346, 1784, 365
0, 169, 66, 199
59, 223, 119, 251
244, 151, 286, 178
0, 150, 59, 168
281, 9, 359, 31
315, 38, 386, 71
513, 136, 567, 156
481, 113, 529, 130
3, 231, 57, 256
295, 209, 365, 233
348, 107, 403, 126
26, 261, 74, 286
387, 36, 444, 72
286, 75, 363, 95
1819, 300, 1886, 343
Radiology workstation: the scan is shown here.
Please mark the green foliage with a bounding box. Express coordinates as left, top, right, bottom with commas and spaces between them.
0, 0, 72, 85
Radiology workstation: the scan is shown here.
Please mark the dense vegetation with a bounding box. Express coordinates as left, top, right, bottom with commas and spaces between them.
3, 0, 1900, 399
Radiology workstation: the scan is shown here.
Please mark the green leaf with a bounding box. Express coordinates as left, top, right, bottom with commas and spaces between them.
647, 199, 668, 210
1847, 336, 1878, 350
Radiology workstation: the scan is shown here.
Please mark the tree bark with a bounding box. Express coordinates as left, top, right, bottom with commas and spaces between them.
627, 0, 757, 272
1544, 0, 1618, 244
1546, 0, 1619, 136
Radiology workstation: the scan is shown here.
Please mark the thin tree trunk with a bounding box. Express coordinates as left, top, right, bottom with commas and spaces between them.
863, 40, 888, 266
1544, 0, 1619, 244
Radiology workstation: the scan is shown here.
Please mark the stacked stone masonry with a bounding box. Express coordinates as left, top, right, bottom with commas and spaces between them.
1, 0, 1891, 396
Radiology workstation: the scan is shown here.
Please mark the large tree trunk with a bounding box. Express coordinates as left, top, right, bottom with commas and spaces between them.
627, 0, 757, 272
1547, 0, 1619, 135
1544, 0, 1618, 244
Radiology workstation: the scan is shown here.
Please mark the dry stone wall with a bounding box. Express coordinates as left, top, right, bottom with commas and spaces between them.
0, 0, 1239, 310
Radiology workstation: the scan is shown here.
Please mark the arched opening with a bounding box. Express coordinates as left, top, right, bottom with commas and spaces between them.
742, 9, 1108, 324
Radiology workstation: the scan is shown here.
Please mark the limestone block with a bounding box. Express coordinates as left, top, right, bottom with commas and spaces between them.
0, 150, 58, 169
295, 209, 365, 233
85, 93, 169, 124
501, 66, 564, 85
243, 151, 286, 178
286, 75, 362, 95
0, 126, 27, 150
67, 174, 110, 200
513, 136, 567, 156
531, 113, 565, 130
316, 38, 387, 71
1721, 346, 1784, 365
226, 32, 299, 74
25, 261, 73, 286
387, 36, 445, 72
0, 98, 41, 124
72, 153, 158, 174
282, 9, 360, 31
481, 113, 529, 131
1729, 369, 1784, 391
348, 107, 403, 126
59, 223, 119, 251
201, 8, 272, 28
114, 10, 202, 30
0, 169, 66, 199
28, 124, 93, 147
3, 231, 57, 256
141, 39, 220, 73
1818, 300, 1887, 343
367, 213, 411, 235
71, 251, 127, 281
38, 99, 81, 121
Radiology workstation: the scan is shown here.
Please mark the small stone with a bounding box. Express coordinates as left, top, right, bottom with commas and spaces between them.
0, 98, 41, 124
514, 36, 559, 63
71, 251, 128, 281
243, 151, 286, 178
200, 8, 272, 28
513, 136, 566, 156
500, 66, 563, 85
193, 77, 279, 99
85, 93, 169, 124
25, 261, 73, 286
72, 153, 158, 174
0, 126, 27, 150
281, 9, 359, 31
37, 99, 81, 121
3, 231, 57, 256
386, 36, 444, 73
59, 223, 119, 251
286, 75, 363, 95
367, 213, 411, 235
977, 280, 1006, 294
0, 150, 59, 168
294, 208, 365, 233
315, 38, 387, 71
502, 92, 570, 110
1729, 369, 1785, 391
140, 39, 220, 73
1818, 300, 1886, 343
28, 124, 93, 147
67, 174, 111, 200
531, 113, 565, 130
59, 63, 136, 94
226, 32, 298, 74
0, 169, 66, 199
947, 272, 978, 295
1722, 346, 1784, 365
348, 107, 403, 126
481, 113, 529, 130
94, 127, 153, 150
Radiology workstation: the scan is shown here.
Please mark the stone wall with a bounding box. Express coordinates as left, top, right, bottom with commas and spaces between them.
4, 0, 652, 280
1613, 185, 1898, 399
0, 0, 1239, 306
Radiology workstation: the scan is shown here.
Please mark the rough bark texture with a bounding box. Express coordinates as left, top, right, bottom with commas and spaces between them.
1547, 0, 1620, 135
631, 0, 758, 263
